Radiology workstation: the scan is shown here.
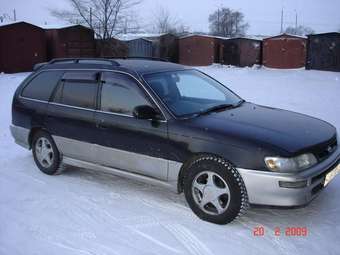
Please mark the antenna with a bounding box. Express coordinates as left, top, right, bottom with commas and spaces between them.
280, 7, 284, 33
295, 10, 298, 33
13, 9, 16, 21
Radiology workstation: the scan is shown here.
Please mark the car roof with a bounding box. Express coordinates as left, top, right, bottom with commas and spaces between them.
38, 58, 187, 76
114, 59, 187, 75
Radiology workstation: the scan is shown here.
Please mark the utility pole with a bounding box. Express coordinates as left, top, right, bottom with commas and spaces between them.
217, 8, 220, 35
295, 10, 298, 33
124, 18, 128, 34
235, 14, 238, 36
13, 9, 16, 21
280, 7, 283, 33
89, 8, 92, 27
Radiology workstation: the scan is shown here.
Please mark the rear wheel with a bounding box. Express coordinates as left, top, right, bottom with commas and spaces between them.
183, 155, 248, 224
32, 131, 62, 175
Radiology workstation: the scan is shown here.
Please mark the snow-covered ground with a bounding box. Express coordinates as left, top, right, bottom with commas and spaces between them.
1, 66, 340, 255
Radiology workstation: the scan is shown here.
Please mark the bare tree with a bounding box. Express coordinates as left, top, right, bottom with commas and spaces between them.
152, 7, 189, 34
285, 25, 314, 36
51, 0, 142, 56
209, 8, 249, 37
0, 13, 12, 23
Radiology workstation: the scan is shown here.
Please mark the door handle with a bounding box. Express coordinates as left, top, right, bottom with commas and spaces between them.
96, 123, 109, 130
96, 120, 109, 130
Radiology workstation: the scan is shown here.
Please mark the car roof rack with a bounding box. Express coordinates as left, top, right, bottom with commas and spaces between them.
114, 56, 169, 62
33, 62, 48, 71
33, 58, 121, 71
48, 58, 121, 66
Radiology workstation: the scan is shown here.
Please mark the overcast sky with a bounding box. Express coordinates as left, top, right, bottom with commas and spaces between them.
1, 0, 340, 35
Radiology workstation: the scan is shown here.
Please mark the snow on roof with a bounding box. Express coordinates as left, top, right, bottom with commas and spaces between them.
40, 23, 90, 30
223, 36, 265, 41
264, 33, 307, 40
0, 21, 91, 31
116, 33, 165, 41
178, 33, 268, 41
0, 20, 42, 29
307, 32, 340, 36
179, 33, 230, 40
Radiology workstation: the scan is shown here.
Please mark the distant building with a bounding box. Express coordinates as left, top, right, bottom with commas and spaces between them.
126, 38, 154, 58
263, 34, 307, 69
159, 33, 179, 63
96, 38, 128, 58
220, 38, 262, 67
0, 21, 46, 73
44, 24, 96, 60
179, 34, 223, 66
306, 32, 340, 72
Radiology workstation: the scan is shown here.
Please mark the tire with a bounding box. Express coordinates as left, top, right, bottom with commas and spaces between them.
183, 155, 248, 224
32, 130, 62, 175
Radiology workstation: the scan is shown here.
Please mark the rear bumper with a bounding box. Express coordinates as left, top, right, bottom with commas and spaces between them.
10, 125, 30, 149
237, 147, 340, 206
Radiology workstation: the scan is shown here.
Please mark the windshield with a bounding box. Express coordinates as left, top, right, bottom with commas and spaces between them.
144, 70, 242, 117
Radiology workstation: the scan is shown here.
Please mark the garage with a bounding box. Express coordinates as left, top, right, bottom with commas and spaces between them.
179, 34, 222, 66
220, 37, 262, 67
263, 34, 306, 69
306, 32, 340, 72
44, 24, 96, 60
0, 21, 46, 73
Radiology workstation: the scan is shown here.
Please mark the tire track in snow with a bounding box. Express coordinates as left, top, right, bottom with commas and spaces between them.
77, 194, 183, 254
163, 223, 214, 255
45, 239, 97, 255
138, 197, 196, 220
129, 228, 182, 254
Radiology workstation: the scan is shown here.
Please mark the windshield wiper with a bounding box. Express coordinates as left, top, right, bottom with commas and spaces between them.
235, 99, 245, 107
179, 100, 245, 119
198, 103, 235, 116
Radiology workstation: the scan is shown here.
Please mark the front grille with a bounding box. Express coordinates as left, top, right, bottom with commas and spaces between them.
311, 159, 339, 184
315, 138, 337, 162
312, 183, 324, 195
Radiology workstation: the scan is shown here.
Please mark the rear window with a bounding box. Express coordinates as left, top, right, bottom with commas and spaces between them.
21, 71, 64, 101
53, 80, 97, 109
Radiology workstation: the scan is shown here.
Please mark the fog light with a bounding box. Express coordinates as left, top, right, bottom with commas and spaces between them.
279, 180, 307, 188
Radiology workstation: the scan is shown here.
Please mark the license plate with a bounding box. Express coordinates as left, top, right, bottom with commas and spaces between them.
324, 165, 340, 187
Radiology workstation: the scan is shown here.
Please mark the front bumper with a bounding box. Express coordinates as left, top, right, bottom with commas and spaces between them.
237, 146, 340, 206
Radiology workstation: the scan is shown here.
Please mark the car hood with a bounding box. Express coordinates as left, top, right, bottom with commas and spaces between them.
185, 102, 336, 155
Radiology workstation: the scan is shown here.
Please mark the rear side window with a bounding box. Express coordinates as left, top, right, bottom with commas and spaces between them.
21, 71, 64, 101
53, 80, 97, 109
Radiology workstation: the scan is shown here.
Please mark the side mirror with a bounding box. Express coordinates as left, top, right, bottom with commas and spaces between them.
133, 105, 159, 120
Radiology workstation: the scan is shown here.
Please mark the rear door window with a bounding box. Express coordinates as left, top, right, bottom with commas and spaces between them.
53, 71, 98, 109
21, 71, 64, 101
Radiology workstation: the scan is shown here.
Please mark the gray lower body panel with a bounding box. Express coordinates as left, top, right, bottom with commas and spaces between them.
52, 135, 182, 189
63, 156, 178, 192
10, 125, 30, 149
9, 125, 183, 191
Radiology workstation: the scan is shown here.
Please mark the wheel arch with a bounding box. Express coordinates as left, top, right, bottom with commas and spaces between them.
177, 152, 234, 193
28, 126, 50, 149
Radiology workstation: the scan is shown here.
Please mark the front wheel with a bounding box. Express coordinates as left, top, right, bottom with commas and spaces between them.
32, 131, 62, 175
183, 156, 248, 224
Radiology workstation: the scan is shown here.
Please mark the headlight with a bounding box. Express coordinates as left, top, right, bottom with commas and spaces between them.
264, 153, 317, 172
